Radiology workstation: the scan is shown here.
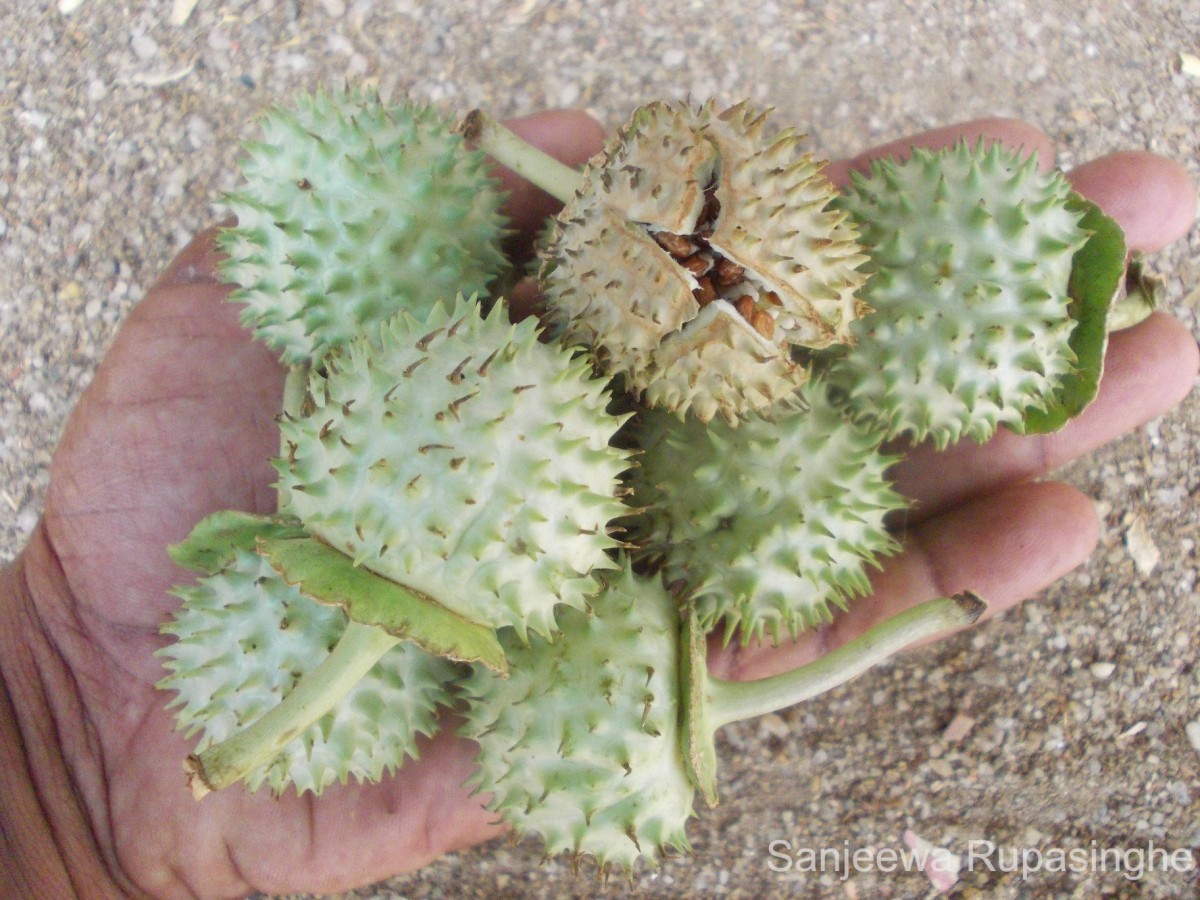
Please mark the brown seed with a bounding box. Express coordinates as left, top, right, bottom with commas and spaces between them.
735, 295, 755, 320
712, 257, 746, 288
765, 290, 782, 306
700, 185, 721, 225
654, 231, 696, 258
680, 253, 713, 277
693, 276, 718, 307
751, 310, 775, 340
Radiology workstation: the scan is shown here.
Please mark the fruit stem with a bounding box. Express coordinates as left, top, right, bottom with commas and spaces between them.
1108, 254, 1161, 332
458, 109, 582, 204
704, 593, 986, 729
185, 620, 399, 799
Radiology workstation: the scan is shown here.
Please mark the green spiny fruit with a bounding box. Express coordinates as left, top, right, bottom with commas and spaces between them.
458, 561, 989, 872
459, 563, 695, 872
277, 296, 632, 641
540, 100, 869, 423
628, 381, 904, 645
158, 548, 460, 795
826, 141, 1089, 448
219, 88, 509, 363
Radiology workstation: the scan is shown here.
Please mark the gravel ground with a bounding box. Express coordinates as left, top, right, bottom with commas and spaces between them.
3, 1, 1198, 897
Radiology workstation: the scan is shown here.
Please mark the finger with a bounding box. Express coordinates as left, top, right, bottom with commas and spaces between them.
296, 730, 503, 893
825, 117, 1057, 189
1067, 150, 1198, 252
889, 311, 1199, 520
149, 222, 231, 291
493, 110, 605, 238
505, 274, 544, 322
710, 480, 1099, 682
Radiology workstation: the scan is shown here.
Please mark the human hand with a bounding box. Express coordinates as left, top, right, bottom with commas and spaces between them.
0, 112, 1194, 898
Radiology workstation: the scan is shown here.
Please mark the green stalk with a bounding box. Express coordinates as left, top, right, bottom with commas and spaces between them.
185, 621, 399, 799
458, 109, 582, 204
706, 594, 986, 728
1108, 254, 1162, 332
683, 593, 986, 803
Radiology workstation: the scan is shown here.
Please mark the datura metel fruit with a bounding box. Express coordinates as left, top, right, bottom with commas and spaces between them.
465, 101, 869, 423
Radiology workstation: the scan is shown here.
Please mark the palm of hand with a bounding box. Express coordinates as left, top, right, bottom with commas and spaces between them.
30, 255, 499, 895
5, 114, 1195, 897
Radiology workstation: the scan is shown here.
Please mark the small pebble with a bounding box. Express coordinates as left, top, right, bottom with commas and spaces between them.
929, 758, 954, 778
17, 109, 49, 130
759, 713, 789, 739
1120, 721, 1148, 739
170, 0, 199, 25
57, 281, 83, 303
663, 48, 686, 68
903, 830, 960, 894
1186, 719, 1200, 753
130, 32, 159, 61
1125, 516, 1161, 575
1020, 826, 1045, 845
1089, 661, 1116, 680
1165, 780, 1191, 805
942, 713, 975, 743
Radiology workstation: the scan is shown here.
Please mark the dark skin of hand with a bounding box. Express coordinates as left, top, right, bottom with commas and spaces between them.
0, 111, 1195, 898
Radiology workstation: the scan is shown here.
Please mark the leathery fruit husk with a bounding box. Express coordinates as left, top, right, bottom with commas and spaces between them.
538, 100, 869, 423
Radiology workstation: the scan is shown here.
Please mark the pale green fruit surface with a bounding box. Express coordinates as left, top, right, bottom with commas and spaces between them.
828, 141, 1088, 448
158, 549, 460, 795
542, 100, 867, 423
278, 297, 631, 640
219, 88, 508, 363
629, 381, 904, 645
459, 564, 695, 871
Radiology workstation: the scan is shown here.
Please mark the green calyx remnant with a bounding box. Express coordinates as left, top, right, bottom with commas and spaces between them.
165, 511, 493, 796
258, 536, 507, 672
158, 90, 1141, 874
1109, 252, 1162, 331
169, 511, 502, 672
1020, 195, 1126, 434
167, 508, 307, 575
